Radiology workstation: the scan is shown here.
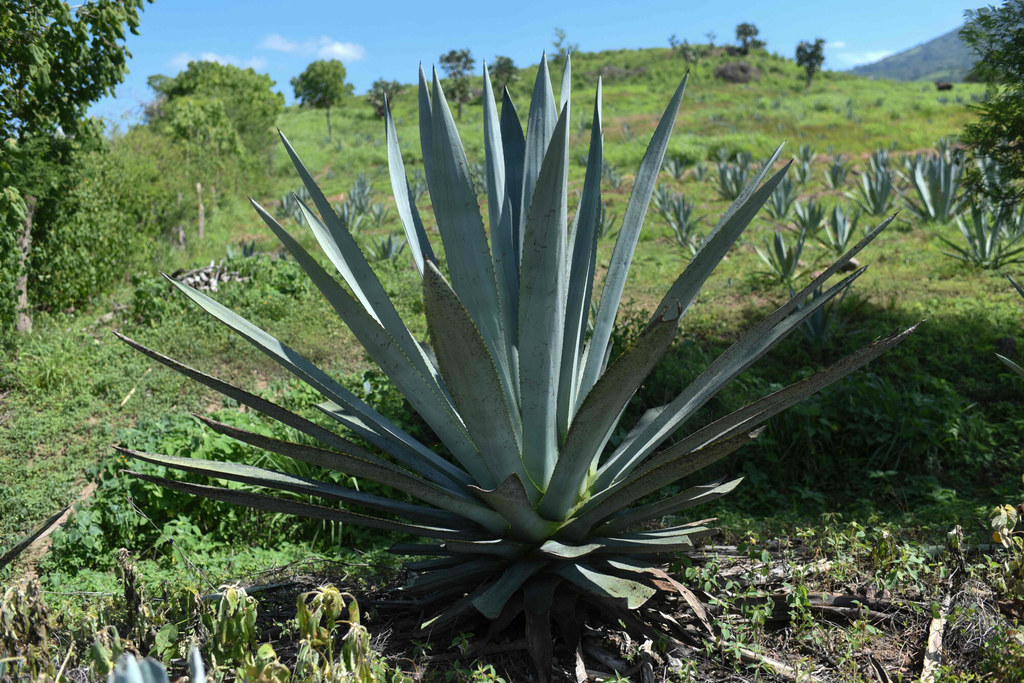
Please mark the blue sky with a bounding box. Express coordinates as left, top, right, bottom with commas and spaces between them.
90, 0, 975, 125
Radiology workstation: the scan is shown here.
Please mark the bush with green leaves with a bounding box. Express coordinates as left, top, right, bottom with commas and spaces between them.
118, 57, 912, 677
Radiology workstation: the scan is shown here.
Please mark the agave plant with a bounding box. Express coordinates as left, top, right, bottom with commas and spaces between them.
659, 193, 704, 255
792, 143, 815, 184
938, 200, 1024, 269
116, 57, 912, 676
662, 155, 687, 180
715, 156, 750, 200
824, 152, 850, 190
819, 205, 862, 257
765, 175, 797, 220
902, 152, 963, 222
756, 228, 807, 285
793, 198, 826, 235
367, 233, 407, 262
849, 168, 896, 216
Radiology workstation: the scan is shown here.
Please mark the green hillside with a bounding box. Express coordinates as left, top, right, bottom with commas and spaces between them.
850, 27, 977, 82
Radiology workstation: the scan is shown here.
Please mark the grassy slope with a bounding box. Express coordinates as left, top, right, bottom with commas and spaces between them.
0, 46, 1013, 584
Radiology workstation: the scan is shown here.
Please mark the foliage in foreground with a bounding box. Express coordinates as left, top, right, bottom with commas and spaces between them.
116, 54, 914, 678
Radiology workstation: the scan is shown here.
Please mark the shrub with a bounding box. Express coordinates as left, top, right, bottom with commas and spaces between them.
714, 61, 761, 83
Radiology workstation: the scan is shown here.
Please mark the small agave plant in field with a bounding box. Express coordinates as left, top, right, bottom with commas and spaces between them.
117, 56, 913, 677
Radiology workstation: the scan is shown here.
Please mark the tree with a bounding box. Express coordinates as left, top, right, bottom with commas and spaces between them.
149, 61, 283, 161
960, 0, 1024, 207
736, 23, 765, 54
366, 79, 404, 119
439, 49, 475, 120
0, 0, 149, 334
490, 56, 519, 90
291, 59, 354, 141
552, 27, 579, 62
796, 39, 826, 88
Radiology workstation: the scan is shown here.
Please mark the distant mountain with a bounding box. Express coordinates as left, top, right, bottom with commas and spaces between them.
849, 28, 976, 82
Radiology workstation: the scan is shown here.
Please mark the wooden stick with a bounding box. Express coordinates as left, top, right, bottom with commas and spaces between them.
920, 594, 951, 682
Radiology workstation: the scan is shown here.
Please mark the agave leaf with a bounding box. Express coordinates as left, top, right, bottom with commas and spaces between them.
558, 78, 604, 439
635, 324, 920, 480
278, 134, 426, 363
538, 540, 601, 559
473, 559, 547, 619
519, 54, 558, 245
595, 267, 862, 489
559, 53, 571, 110
563, 430, 762, 540
254, 201, 490, 486
518, 102, 571, 487
418, 64, 435, 195
586, 528, 717, 554
423, 261, 526, 488
404, 558, 496, 596
164, 276, 455, 475
555, 563, 656, 609
500, 88, 526, 260
427, 71, 515, 410
126, 473, 478, 541
482, 62, 519, 369
405, 556, 462, 571
470, 475, 558, 543
597, 478, 744, 535
443, 538, 526, 559
113, 332, 387, 466
0, 506, 67, 572
389, 542, 448, 557
117, 446, 467, 529
606, 557, 713, 633
580, 74, 688, 400
649, 154, 789, 325
192, 415, 509, 533
312, 399, 472, 491
419, 584, 490, 631
384, 96, 435, 274
597, 215, 900, 489
541, 310, 680, 520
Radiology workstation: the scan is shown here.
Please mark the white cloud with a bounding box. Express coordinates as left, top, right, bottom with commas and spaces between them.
166, 52, 267, 71
829, 49, 895, 68
317, 41, 366, 61
258, 33, 297, 52
257, 34, 366, 61
827, 40, 847, 49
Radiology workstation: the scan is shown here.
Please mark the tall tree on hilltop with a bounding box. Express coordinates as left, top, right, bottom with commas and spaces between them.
736, 23, 763, 54
0, 0, 150, 334
439, 49, 475, 120
796, 38, 826, 88
960, 0, 1024, 207
291, 59, 354, 141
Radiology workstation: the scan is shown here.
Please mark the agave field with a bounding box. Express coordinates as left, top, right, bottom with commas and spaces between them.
3, 47, 1024, 681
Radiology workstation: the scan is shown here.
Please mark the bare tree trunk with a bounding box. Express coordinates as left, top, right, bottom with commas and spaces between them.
15, 196, 36, 333
176, 191, 186, 250
196, 181, 205, 240
326, 108, 332, 142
